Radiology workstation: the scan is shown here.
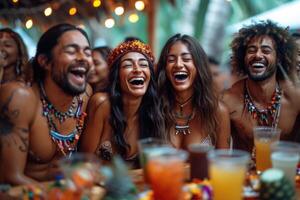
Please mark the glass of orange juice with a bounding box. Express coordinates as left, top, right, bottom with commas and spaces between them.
208, 149, 250, 200
253, 126, 281, 173
146, 147, 188, 200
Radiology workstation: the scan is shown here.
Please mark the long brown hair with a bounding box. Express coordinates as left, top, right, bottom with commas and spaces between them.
157, 34, 219, 145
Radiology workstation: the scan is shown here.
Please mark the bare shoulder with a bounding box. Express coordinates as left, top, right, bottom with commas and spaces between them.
280, 79, 300, 110
222, 79, 245, 111
87, 92, 110, 114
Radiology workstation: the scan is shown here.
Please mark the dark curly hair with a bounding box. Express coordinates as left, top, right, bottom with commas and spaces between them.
108, 52, 165, 157
157, 34, 218, 145
230, 20, 296, 81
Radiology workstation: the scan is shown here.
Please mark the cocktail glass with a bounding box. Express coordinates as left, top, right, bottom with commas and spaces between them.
253, 126, 281, 173
138, 137, 170, 183
271, 141, 300, 185
146, 147, 188, 200
208, 149, 250, 200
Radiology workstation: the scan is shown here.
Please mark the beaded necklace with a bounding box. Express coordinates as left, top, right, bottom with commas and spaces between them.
39, 82, 86, 157
244, 80, 282, 128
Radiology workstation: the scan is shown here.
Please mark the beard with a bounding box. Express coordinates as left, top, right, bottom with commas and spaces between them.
51, 63, 88, 96
247, 64, 277, 82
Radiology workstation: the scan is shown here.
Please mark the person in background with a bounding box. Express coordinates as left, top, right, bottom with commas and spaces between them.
222, 20, 300, 153
0, 23, 92, 185
291, 32, 300, 78
80, 40, 165, 168
0, 28, 30, 84
88, 46, 111, 93
156, 34, 231, 149
208, 56, 229, 94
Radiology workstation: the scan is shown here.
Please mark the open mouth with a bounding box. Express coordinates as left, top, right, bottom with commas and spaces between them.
70, 67, 87, 78
251, 62, 266, 69
174, 71, 188, 81
129, 77, 145, 85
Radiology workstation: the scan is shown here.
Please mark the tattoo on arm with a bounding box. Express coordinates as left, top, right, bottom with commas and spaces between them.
0, 90, 29, 152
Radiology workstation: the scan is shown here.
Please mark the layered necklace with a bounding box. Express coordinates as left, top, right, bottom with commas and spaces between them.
39, 82, 86, 157
173, 96, 195, 135
244, 81, 282, 128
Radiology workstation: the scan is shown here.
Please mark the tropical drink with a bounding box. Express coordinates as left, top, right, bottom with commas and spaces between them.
271, 141, 300, 185
253, 126, 281, 172
146, 148, 187, 200
208, 150, 250, 200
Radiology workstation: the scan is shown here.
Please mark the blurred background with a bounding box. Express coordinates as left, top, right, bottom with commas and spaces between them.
1, 0, 299, 64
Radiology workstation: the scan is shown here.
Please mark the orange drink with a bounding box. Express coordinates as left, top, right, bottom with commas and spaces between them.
208, 150, 250, 200
146, 148, 188, 200
253, 126, 281, 173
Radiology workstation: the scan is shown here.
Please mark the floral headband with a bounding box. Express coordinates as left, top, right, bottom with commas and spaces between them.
107, 40, 155, 67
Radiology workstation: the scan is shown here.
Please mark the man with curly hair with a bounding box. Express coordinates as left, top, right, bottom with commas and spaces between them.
222, 20, 300, 153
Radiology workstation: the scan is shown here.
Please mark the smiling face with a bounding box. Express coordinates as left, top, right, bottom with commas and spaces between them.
244, 35, 277, 81
47, 30, 92, 96
166, 41, 196, 96
0, 32, 19, 69
119, 52, 150, 98
88, 50, 109, 84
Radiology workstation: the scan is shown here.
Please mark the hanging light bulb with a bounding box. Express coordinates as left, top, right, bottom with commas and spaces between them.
114, 6, 124, 16
25, 19, 33, 29
128, 13, 139, 23
93, 0, 101, 8
44, 7, 52, 16
69, 7, 77, 16
12, 0, 18, 3
135, 1, 145, 11
105, 18, 115, 28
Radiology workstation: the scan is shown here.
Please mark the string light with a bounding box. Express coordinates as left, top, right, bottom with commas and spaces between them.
12, 0, 18, 3
135, 1, 145, 11
105, 18, 115, 28
128, 13, 139, 23
114, 6, 124, 16
93, 0, 101, 8
25, 19, 33, 29
69, 7, 77, 16
44, 7, 52, 16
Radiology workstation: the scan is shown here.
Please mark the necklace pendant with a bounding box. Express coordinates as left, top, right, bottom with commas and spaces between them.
175, 125, 191, 135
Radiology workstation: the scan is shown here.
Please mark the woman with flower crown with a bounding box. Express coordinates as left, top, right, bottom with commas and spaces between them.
80, 40, 165, 167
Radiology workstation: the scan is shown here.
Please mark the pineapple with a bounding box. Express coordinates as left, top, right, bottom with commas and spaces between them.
259, 168, 295, 200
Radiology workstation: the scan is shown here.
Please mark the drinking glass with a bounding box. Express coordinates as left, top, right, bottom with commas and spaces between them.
59, 153, 101, 189
253, 126, 281, 172
188, 143, 213, 180
146, 147, 188, 200
208, 149, 250, 200
271, 141, 300, 185
138, 137, 170, 182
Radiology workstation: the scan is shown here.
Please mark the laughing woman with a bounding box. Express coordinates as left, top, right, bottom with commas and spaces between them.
80, 40, 165, 167
157, 34, 231, 149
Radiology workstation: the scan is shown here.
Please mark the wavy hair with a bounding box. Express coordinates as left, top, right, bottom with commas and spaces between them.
157, 34, 218, 145
0, 28, 29, 81
231, 20, 296, 81
109, 53, 165, 157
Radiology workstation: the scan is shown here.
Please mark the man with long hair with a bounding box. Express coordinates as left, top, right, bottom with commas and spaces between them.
156, 34, 231, 149
0, 23, 93, 185
222, 20, 300, 153
80, 40, 165, 168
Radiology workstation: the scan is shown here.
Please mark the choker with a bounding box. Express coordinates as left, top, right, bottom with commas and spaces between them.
39, 82, 86, 157
244, 81, 282, 128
